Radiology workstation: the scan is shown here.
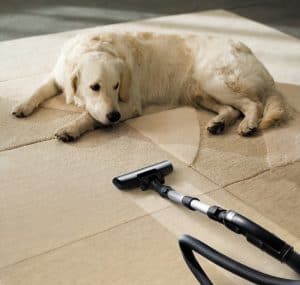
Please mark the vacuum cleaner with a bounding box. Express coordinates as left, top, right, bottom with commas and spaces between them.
113, 160, 300, 285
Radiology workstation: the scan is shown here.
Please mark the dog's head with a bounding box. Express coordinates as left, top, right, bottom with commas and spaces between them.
65, 52, 131, 124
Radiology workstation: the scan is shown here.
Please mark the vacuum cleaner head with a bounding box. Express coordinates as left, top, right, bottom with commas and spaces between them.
113, 160, 173, 190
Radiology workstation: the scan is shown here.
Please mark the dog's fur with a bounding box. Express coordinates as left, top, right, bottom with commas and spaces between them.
12, 32, 286, 141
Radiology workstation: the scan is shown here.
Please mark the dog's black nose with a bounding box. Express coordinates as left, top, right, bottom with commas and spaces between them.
106, 111, 121, 123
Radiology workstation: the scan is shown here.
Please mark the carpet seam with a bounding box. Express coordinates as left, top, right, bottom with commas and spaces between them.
223, 159, 300, 189
0, 138, 55, 153
0, 109, 81, 153
189, 111, 202, 167
0, 205, 172, 271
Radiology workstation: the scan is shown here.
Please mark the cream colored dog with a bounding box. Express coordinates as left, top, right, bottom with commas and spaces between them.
12, 32, 286, 142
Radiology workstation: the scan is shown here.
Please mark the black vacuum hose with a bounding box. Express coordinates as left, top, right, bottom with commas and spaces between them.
179, 235, 300, 285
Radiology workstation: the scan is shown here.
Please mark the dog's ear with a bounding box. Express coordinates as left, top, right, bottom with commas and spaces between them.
119, 63, 131, 102
65, 66, 79, 104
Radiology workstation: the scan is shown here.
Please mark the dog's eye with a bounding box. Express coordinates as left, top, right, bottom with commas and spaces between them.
90, 83, 101, 91
113, 82, 119, 90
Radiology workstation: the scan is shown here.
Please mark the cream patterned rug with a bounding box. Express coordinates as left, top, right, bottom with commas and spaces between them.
0, 10, 300, 284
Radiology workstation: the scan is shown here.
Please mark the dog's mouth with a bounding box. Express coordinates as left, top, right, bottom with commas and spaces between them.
94, 120, 106, 128
92, 116, 120, 128
87, 108, 121, 126
94, 120, 121, 131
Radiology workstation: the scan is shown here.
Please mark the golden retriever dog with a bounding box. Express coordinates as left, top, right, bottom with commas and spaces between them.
12, 32, 286, 142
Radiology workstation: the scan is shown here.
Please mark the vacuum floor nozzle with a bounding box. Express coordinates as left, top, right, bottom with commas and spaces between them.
112, 160, 173, 190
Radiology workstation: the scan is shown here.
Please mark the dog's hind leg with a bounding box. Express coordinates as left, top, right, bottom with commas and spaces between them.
234, 98, 263, 136
55, 112, 98, 142
12, 76, 60, 118
194, 94, 240, 135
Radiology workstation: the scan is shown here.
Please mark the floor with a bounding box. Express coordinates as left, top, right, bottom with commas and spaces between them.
1, 6, 300, 285
1, 0, 300, 41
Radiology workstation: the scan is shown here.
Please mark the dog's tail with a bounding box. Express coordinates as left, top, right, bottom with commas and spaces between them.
259, 88, 287, 129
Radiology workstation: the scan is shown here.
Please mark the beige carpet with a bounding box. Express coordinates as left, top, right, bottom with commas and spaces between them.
0, 10, 300, 284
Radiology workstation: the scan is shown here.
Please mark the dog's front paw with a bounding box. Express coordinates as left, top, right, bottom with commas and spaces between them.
12, 102, 35, 118
55, 128, 80, 143
207, 121, 225, 135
